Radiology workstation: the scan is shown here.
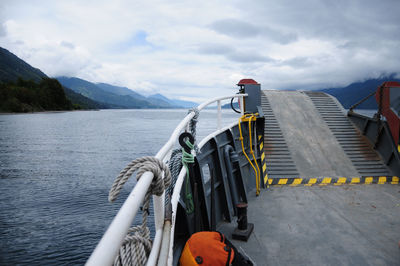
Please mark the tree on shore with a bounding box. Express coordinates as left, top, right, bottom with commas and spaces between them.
0, 77, 74, 112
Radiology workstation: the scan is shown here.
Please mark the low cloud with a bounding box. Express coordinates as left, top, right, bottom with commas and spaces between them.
277, 57, 313, 68
210, 18, 297, 44
60, 41, 75, 49
262, 27, 297, 45
198, 43, 274, 63
0, 23, 6, 37
227, 52, 274, 63
210, 19, 260, 38
198, 43, 235, 55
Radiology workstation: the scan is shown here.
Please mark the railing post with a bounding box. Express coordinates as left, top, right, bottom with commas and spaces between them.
217, 100, 222, 130
240, 96, 244, 115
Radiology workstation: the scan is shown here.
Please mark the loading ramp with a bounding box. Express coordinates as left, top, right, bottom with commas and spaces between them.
261, 90, 392, 179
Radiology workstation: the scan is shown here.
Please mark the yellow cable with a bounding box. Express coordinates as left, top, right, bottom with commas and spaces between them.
248, 114, 261, 195
238, 114, 261, 195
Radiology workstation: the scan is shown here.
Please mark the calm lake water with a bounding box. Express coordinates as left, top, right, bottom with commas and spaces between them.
0, 108, 241, 265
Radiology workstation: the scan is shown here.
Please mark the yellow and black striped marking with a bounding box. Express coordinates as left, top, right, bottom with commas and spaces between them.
258, 135, 269, 186
267, 176, 399, 186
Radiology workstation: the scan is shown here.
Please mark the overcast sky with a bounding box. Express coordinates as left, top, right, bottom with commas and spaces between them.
1, 0, 399, 102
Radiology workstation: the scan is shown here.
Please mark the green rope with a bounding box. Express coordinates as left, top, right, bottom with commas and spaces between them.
182, 139, 194, 214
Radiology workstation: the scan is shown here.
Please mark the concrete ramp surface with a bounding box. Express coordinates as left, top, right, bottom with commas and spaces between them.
261, 90, 392, 178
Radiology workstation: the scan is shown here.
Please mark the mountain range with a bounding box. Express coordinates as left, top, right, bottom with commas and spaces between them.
1, 46, 399, 112
56, 77, 197, 109
0, 47, 197, 110
319, 74, 400, 109
0, 47, 104, 110
0, 47, 46, 83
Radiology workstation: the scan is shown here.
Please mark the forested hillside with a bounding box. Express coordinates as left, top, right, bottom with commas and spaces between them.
0, 78, 73, 112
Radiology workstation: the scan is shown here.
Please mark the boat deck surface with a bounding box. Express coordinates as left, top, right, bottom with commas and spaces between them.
219, 90, 399, 265
219, 185, 400, 265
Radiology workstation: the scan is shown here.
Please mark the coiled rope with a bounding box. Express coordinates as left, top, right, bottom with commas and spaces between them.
109, 156, 171, 266
166, 108, 199, 211
187, 107, 200, 154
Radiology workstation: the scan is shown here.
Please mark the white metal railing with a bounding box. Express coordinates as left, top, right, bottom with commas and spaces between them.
86, 94, 247, 266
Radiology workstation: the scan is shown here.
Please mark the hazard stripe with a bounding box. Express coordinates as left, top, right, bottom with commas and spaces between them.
266, 176, 399, 186
264, 174, 268, 184
334, 177, 347, 185
304, 178, 317, 186
365, 177, 373, 184
258, 135, 269, 187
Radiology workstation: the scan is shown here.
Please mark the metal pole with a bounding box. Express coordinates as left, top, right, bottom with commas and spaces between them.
217, 100, 222, 130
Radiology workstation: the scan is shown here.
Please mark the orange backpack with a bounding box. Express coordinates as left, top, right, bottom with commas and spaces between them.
179, 231, 234, 266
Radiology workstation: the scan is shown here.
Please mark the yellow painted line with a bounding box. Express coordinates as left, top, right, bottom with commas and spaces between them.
378, 176, 386, 184
334, 177, 347, 185
261, 152, 265, 161
265, 176, 399, 187
262, 163, 266, 173
305, 178, 317, 186
258, 135, 262, 141
365, 176, 373, 184
278, 178, 288, 185
321, 177, 332, 185
260, 142, 263, 150
290, 178, 302, 186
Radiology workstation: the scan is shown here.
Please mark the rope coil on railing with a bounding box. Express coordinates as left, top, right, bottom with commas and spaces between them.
108, 156, 171, 266
187, 107, 200, 153
166, 108, 199, 206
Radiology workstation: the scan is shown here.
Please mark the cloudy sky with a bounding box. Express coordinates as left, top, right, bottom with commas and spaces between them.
1, 0, 399, 102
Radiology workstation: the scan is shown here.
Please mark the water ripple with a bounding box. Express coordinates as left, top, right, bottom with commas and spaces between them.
0, 109, 240, 265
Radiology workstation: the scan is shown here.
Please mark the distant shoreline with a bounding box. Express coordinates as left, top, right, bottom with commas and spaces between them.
0, 109, 100, 115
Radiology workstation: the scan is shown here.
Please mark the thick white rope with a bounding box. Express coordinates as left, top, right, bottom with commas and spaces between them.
109, 156, 171, 266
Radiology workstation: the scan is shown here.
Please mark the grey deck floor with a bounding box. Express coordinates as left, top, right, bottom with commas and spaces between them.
219, 185, 400, 265
217, 90, 399, 265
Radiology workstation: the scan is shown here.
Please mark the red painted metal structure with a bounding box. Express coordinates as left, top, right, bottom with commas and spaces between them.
237, 79, 259, 85
375, 81, 400, 146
